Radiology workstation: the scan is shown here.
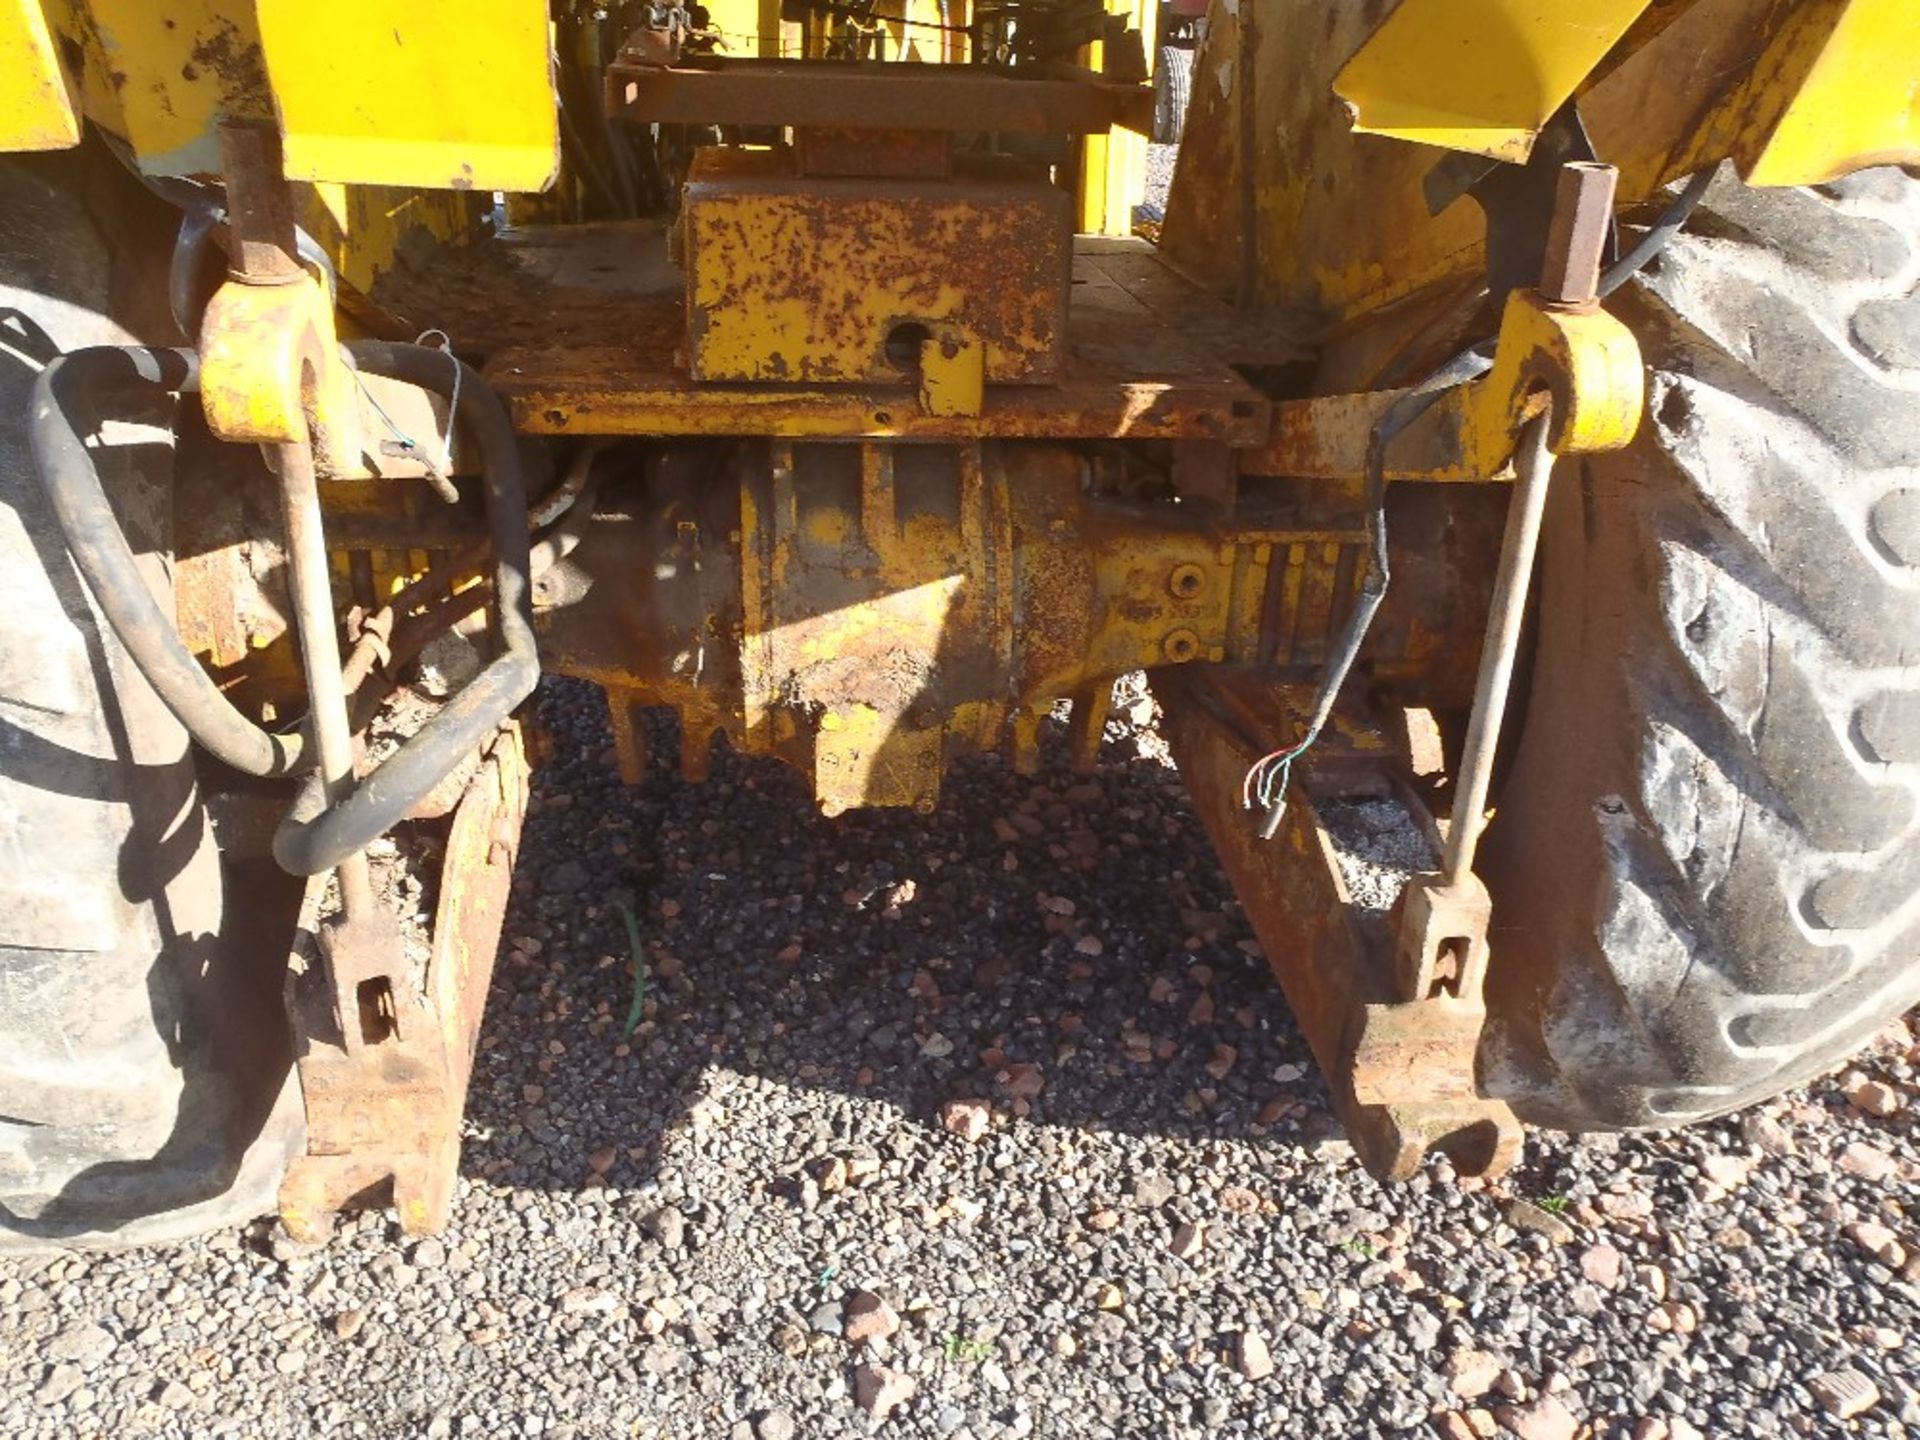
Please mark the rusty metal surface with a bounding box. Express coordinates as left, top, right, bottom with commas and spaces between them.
1537, 163, 1618, 307
279, 724, 530, 1240
1242, 388, 1419, 481
1203, 477, 1503, 711
793, 126, 953, 179
503, 362, 1269, 444
1170, 440, 1237, 510
399, 227, 1275, 443
1365, 483, 1506, 710
537, 440, 1319, 814
1390, 873, 1492, 1005
1154, 669, 1521, 1182
219, 120, 304, 281
681, 148, 1070, 386
528, 447, 1497, 815
531, 437, 1496, 814
172, 372, 489, 728
605, 56, 1153, 135
1242, 280, 1643, 485
915, 325, 986, 418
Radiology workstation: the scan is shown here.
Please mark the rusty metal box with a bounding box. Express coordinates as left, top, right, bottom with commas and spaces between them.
680, 147, 1071, 386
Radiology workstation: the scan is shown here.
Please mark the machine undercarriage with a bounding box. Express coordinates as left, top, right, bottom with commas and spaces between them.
3, 0, 1913, 1245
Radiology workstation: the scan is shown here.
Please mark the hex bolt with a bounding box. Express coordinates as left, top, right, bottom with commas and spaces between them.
1168, 563, 1206, 600
1538, 161, 1618, 307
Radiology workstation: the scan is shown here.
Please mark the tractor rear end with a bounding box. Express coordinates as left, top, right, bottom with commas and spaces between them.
0, 0, 1914, 1246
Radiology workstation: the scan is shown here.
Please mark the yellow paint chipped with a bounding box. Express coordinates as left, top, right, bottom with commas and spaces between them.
1743, 0, 1919, 184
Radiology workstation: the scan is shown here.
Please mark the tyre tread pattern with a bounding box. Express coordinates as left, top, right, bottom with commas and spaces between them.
1482, 168, 1920, 1129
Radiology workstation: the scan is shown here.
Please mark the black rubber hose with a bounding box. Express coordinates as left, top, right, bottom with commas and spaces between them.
29, 346, 310, 778
270, 340, 539, 876
167, 206, 221, 342
164, 200, 340, 342
1598, 166, 1717, 299
1250, 341, 1495, 836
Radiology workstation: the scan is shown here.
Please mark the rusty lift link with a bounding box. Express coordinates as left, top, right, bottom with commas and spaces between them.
214, 127, 379, 927
181, 122, 543, 1239
1394, 161, 1620, 1014
209, 122, 399, 1044
1164, 159, 1641, 1181
1379, 160, 1635, 1173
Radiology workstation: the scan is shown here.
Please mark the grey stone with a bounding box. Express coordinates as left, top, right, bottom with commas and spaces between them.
35, 1363, 83, 1407
44, 1324, 113, 1368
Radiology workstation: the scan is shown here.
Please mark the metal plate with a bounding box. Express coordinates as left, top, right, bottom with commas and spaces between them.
390, 226, 1279, 443
682, 148, 1069, 385
1333, 0, 1654, 164
257, 0, 558, 191
0, 0, 79, 151
606, 57, 1152, 136
278, 725, 530, 1240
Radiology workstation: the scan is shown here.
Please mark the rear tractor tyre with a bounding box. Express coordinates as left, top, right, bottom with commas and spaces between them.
1153, 45, 1193, 147
1481, 167, 1920, 1130
0, 153, 301, 1247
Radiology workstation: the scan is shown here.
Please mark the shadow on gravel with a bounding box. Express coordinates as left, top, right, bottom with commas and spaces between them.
459, 678, 1344, 1201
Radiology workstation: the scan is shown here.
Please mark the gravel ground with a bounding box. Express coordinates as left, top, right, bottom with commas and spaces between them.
1136, 144, 1178, 235
1143, 144, 1177, 218
2, 676, 1917, 1440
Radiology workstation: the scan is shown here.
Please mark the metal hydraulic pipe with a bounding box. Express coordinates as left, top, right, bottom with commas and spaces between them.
271, 434, 374, 916
1441, 411, 1554, 885
271, 341, 539, 878
1443, 162, 1612, 882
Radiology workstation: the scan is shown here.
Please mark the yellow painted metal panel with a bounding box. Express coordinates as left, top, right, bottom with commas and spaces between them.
1744, 0, 1919, 184
0, 0, 80, 151
1163, 0, 1912, 340
1080, 124, 1150, 237
1334, 0, 1654, 163
256, 0, 558, 192
295, 183, 487, 299
701, 0, 749, 52
68, 0, 272, 175
682, 149, 1070, 385
1077, 0, 1152, 237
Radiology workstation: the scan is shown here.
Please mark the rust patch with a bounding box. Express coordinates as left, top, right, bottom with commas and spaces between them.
793, 127, 954, 179
277, 725, 530, 1240
1156, 668, 1522, 1181
187, 15, 270, 108
680, 147, 1071, 387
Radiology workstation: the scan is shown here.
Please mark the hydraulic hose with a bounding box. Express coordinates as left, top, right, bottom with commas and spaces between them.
1245, 341, 1494, 836
29, 346, 309, 778
29, 342, 540, 874
271, 340, 539, 876
1598, 167, 1717, 299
